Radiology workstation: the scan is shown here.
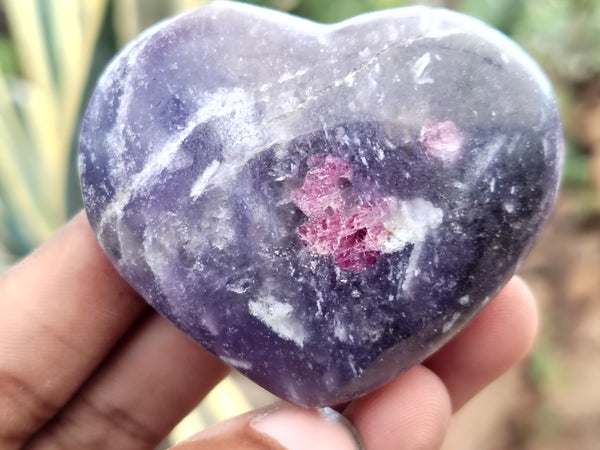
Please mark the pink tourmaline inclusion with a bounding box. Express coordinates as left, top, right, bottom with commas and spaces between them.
292, 155, 389, 272
420, 121, 464, 161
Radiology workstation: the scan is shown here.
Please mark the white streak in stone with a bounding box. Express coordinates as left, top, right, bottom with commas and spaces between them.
221, 356, 253, 371
413, 52, 433, 84
506, 135, 519, 155
264, 28, 466, 125
141, 215, 184, 294
348, 355, 360, 377
442, 312, 462, 333
102, 40, 148, 183
226, 275, 254, 294
383, 197, 443, 253
402, 240, 425, 294
469, 135, 507, 185
249, 295, 307, 347
458, 295, 470, 306
315, 290, 324, 317
100, 87, 257, 230
277, 68, 309, 84
102, 137, 181, 226
200, 314, 220, 337
116, 218, 140, 264
344, 72, 356, 87
334, 318, 350, 342
190, 159, 221, 199
543, 137, 552, 158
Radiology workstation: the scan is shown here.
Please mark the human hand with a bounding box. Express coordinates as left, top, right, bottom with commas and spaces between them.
0, 213, 537, 449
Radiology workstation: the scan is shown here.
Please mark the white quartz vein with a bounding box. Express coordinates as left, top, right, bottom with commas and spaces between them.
442, 312, 462, 333
383, 197, 443, 253
263, 28, 466, 124
99, 87, 256, 230
249, 295, 307, 347
468, 135, 508, 186
190, 159, 221, 199
413, 52, 433, 84
221, 356, 253, 371
102, 39, 149, 182
401, 240, 425, 295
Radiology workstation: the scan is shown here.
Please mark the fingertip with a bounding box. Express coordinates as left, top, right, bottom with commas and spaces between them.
465, 276, 538, 368
252, 406, 363, 450
424, 276, 539, 411
504, 275, 539, 348
171, 404, 363, 450
345, 365, 451, 450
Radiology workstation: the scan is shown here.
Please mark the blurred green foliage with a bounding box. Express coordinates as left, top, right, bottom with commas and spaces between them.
458, 0, 525, 33
291, 0, 407, 23
0, 37, 18, 76
0, 0, 107, 260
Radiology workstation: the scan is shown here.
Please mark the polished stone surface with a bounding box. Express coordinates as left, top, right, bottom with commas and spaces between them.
79, 2, 563, 407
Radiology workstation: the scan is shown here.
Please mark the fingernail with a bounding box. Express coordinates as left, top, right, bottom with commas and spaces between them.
170, 404, 364, 450
251, 405, 364, 450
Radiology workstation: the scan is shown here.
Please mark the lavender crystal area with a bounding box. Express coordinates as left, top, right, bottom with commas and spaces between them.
79, 3, 563, 407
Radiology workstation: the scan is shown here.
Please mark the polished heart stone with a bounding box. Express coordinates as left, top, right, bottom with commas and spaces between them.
79, 2, 563, 407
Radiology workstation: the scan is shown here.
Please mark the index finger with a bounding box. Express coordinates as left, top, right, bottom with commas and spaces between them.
0, 213, 147, 447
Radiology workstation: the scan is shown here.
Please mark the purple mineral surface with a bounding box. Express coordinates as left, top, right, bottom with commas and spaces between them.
79, 2, 564, 407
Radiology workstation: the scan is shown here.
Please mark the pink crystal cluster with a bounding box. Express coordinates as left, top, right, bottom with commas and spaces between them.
292, 155, 389, 272
420, 120, 464, 161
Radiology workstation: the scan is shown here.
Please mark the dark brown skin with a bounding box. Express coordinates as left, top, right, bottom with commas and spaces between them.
0, 212, 537, 450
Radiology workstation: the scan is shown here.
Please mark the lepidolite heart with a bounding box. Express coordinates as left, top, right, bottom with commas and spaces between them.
79, 2, 563, 407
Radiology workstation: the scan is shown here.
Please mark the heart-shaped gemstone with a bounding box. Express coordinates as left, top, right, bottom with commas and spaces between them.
79, 2, 563, 407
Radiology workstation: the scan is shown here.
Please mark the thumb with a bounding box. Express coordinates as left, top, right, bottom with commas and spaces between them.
170, 403, 363, 450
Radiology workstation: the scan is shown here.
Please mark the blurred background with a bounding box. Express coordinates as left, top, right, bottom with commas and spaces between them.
0, 0, 598, 448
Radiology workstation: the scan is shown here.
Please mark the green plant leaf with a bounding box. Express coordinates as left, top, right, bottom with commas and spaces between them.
0, 0, 109, 256
458, 0, 525, 33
